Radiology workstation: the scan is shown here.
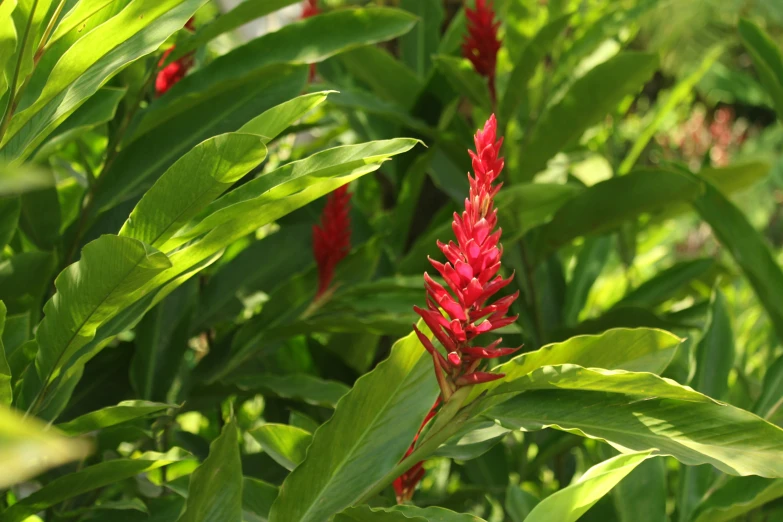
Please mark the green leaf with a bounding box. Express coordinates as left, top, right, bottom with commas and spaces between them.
0, 196, 19, 250
0, 0, 18, 101
0, 250, 56, 314
615, 258, 715, 309
2, 448, 185, 522
19, 235, 172, 416
0, 403, 92, 489
496, 183, 582, 242
613, 457, 667, 522
692, 179, 783, 342
691, 288, 734, 400
514, 52, 659, 181
499, 13, 571, 124
0, 162, 54, 197
250, 424, 313, 471
47, 0, 122, 48
739, 19, 783, 119
130, 281, 196, 401
19, 184, 60, 249
339, 45, 423, 109
0, 0, 208, 164
618, 46, 722, 174
399, 0, 444, 77
563, 236, 612, 326
337, 505, 486, 522
468, 328, 682, 401
699, 161, 770, 196
119, 133, 267, 248
523, 452, 654, 522
239, 91, 331, 143
137, 7, 417, 135
535, 168, 704, 257
488, 366, 783, 477
171, 0, 301, 59
434, 420, 510, 460
55, 400, 171, 435
268, 325, 440, 522
434, 55, 492, 110
755, 354, 783, 420
231, 373, 349, 409
177, 421, 242, 522
505, 483, 539, 522
34, 86, 127, 158
93, 64, 306, 213
0, 302, 10, 405
243, 477, 279, 522
6, 0, 53, 104
692, 476, 783, 522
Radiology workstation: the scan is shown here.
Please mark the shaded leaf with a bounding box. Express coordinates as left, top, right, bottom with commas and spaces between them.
692, 476, 783, 522
250, 424, 312, 471
434, 55, 492, 110
739, 19, 783, 119
56, 400, 171, 435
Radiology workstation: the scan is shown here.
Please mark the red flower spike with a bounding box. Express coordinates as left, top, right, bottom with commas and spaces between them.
456, 371, 506, 386
155, 19, 196, 97
462, 0, 501, 102
312, 185, 351, 298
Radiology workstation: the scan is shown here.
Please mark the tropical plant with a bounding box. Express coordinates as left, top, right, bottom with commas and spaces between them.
1, 1, 783, 522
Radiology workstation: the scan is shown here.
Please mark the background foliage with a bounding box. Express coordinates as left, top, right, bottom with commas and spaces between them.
1, 0, 783, 521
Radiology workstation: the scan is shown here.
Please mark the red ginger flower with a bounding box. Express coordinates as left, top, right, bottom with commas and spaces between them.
462, 0, 501, 103
414, 114, 519, 401
312, 185, 352, 298
393, 115, 518, 503
155, 18, 196, 97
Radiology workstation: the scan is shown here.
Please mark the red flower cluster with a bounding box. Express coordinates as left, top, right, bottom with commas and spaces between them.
414, 114, 519, 401
301, 0, 321, 82
312, 186, 352, 298
462, 0, 501, 103
392, 398, 440, 503
155, 18, 196, 97
393, 115, 518, 503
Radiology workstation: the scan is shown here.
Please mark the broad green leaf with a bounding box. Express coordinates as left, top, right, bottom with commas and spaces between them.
615, 258, 715, 309
338, 505, 486, 522
499, 13, 571, 124
469, 328, 682, 401
19, 184, 60, 249
0, 0, 18, 100
243, 477, 279, 522
692, 179, 783, 342
489, 367, 783, 477
7, 0, 53, 102
34, 86, 127, 158
0, 196, 19, 250
250, 424, 312, 471
0, 250, 56, 314
755, 354, 783, 420
496, 182, 582, 242
231, 373, 349, 409
0, 0, 208, 164
563, 236, 612, 326
399, 0, 444, 77
523, 452, 654, 522
2, 447, 184, 522
692, 476, 783, 522
535, 168, 704, 257
135, 7, 417, 136
0, 404, 92, 489
238, 91, 331, 143
699, 161, 770, 196
515, 52, 658, 181
268, 325, 440, 522
55, 400, 171, 435
339, 45, 423, 109
506, 483, 539, 522
19, 235, 172, 416
613, 457, 667, 522
618, 46, 722, 174
434, 55, 492, 110
130, 281, 196, 401
0, 162, 53, 196
434, 420, 510, 460
0, 302, 10, 405
47, 0, 124, 47
165, 139, 419, 250
171, 0, 301, 59
692, 288, 734, 400
328, 88, 435, 137
739, 19, 783, 119
93, 64, 306, 213
177, 421, 242, 522
119, 133, 267, 248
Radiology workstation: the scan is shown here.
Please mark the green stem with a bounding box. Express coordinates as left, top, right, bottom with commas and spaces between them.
33, 0, 67, 64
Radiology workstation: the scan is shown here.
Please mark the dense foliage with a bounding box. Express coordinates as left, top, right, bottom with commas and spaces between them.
1, 0, 783, 521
